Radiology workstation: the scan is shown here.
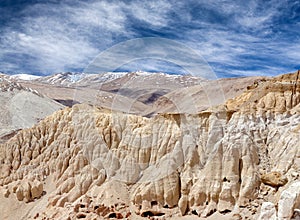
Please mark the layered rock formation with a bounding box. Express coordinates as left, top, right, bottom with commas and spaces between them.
0, 71, 299, 219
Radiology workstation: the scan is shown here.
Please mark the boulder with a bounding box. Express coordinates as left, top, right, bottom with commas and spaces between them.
261, 171, 288, 187
278, 181, 300, 220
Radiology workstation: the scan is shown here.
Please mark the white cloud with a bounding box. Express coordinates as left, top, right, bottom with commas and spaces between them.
69, 1, 128, 33
176, 0, 300, 77
0, 0, 132, 73
0, 0, 298, 77
85, 37, 216, 79
235, 1, 282, 30
0, 0, 179, 74
1, 15, 99, 73
127, 0, 172, 27
280, 42, 300, 62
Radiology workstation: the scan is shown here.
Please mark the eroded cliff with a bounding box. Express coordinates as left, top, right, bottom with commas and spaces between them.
0, 72, 300, 219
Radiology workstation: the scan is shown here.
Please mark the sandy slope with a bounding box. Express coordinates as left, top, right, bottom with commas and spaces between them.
0, 75, 63, 142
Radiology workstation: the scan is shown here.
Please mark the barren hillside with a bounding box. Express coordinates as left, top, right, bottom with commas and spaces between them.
0, 74, 63, 143
19, 72, 262, 116
0, 71, 299, 219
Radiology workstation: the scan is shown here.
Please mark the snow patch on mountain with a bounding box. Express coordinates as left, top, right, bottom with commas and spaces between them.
10, 74, 41, 81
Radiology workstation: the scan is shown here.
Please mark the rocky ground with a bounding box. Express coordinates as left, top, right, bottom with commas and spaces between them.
0, 71, 299, 219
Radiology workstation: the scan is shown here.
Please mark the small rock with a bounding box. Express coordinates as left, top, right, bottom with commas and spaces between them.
291, 171, 299, 179
76, 212, 86, 218
125, 212, 131, 218
16, 187, 24, 201
12, 184, 18, 193
3, 188, 10, 198
74, 203, 81, 213
232, 213, 242, 220
251, 207, 257, 214
116, 213, 123, 219
31, 180, 43, 199
261, 171, 288, 187
33, 213, 39, 219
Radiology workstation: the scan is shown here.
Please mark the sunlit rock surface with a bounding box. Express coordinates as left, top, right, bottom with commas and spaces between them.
0, 71, 299, 219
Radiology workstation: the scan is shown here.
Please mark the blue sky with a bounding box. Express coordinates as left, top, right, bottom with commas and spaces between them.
0, 0, 299, 77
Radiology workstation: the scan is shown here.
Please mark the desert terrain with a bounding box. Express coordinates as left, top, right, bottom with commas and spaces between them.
0, 70, 299, 219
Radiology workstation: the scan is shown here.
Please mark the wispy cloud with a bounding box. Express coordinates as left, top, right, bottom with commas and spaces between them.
0, 0, 299, 77
0, 0, 129, 74
127, 0, 172, 27
85, 37, 216, 79
177, 0, 300, 77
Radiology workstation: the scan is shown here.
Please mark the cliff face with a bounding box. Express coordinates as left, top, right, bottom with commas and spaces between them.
0, 72, 299, 219
227, 71, 300, 114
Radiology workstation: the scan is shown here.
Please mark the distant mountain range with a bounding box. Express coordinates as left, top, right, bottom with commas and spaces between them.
3, 71, 262, 116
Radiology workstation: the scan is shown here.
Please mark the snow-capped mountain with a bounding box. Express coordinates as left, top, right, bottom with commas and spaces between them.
2, 71, 203, 88
34, 72, 129, 87
34, 72, 84, 86
77, 72, 128, 85
10, 74, 41, 81
31, 71, 201, 88
0, 74, 42, 95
